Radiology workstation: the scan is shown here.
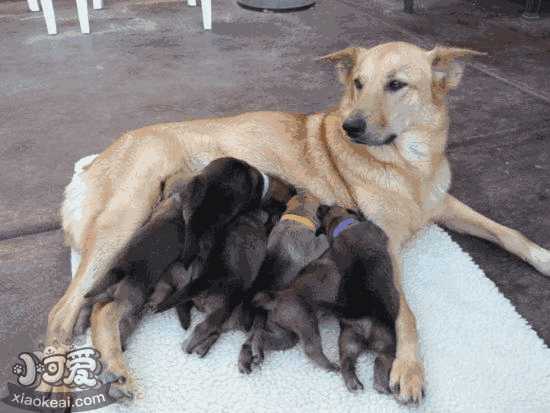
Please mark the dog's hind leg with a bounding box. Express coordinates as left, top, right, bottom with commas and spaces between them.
91, 301, 136, 401
437, 195, 550, 277
47, 170, 164, 348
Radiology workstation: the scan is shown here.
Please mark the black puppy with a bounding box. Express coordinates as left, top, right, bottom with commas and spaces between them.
179, 157, 295, 269
75, 191, 188, 343
253, 205, 399, 394
80, 157, 294, 348
156, 208, 272, 357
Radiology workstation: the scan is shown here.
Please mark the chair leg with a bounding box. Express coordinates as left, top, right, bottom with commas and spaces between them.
522, 0, 542, 19
404, 0, 414, 13
92, 0, 104, 10
40, 0, 57, 34
201, 0, 211, 30
76, 0, 91, 34
27, 0, 41, 12
187, 0, 197, 6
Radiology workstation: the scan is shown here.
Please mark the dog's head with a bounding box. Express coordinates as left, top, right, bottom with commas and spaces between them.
261, 173, 297, 214
285, 191, 324, 229
316, 204, 362, 238
321, 42, 484, 147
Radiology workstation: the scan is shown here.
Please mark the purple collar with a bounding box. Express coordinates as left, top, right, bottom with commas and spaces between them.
331, 217, 359, 238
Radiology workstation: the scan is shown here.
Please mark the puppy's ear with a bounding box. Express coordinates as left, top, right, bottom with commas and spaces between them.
179, 176, 206, 269
427, 46, 485, 95
316, 204, 331, 221
181, 176, 206, 221
318, 47, 360, 84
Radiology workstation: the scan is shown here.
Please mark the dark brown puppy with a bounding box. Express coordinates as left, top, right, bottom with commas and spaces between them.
238, 192, 329, 374
80, 157, 295, 350
156, 208, 272, 357
253, 205, 399, 393
74, 193, 187, 343
179, 157, 296, 269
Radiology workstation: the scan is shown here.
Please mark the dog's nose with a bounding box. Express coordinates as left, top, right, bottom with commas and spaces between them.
342, 116, 367, 136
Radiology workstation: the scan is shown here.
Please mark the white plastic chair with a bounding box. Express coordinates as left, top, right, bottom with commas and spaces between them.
27, 0, 211, 35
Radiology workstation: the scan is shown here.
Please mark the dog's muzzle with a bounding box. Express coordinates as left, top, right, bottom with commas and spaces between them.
343, 116, 397, 146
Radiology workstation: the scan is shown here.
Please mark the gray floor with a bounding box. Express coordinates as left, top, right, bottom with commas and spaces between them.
1, 0, 549, 396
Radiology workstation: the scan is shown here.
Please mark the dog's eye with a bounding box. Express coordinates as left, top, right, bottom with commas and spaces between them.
386, 79, 407, 92
354, 78, 363, 90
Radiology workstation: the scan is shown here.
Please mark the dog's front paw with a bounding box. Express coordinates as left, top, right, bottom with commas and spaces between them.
389, 358, 425, 405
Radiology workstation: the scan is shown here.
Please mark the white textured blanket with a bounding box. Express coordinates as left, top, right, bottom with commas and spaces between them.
70, 156, 550, 413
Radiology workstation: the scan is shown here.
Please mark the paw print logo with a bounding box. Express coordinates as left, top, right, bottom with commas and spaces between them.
12, 363, 24, 376
12, 353, 41, 388
36, 362, 45, 375
43, 346, 57, 357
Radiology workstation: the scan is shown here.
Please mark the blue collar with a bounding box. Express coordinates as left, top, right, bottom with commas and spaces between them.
331, 217, 359, 238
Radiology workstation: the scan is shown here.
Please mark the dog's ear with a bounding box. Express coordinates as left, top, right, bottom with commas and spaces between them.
319, 47, 360, 84
428, 46, 485, 94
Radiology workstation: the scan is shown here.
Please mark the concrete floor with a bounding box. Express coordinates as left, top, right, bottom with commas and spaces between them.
0, 0, 549, 397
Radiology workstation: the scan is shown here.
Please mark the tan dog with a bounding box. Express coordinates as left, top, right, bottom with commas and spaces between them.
44, 41, 550, 405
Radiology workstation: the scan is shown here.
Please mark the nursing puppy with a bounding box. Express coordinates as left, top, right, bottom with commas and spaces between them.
238, 192, 329, 374
74, 192, 187, 341
157, 208, 272, 357
253, 206, 399, 395
179, 156, 295, 270
83, 158, 294, 398
318, 205, 398, 395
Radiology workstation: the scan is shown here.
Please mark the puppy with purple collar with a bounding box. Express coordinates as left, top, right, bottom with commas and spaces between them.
253, 205, 399, 394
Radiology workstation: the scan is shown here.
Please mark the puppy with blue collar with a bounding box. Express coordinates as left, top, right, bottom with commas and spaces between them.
252, 205, 398, 395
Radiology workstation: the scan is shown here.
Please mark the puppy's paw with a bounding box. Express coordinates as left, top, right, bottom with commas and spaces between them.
344, 375, 364, 392
389, 358, 425, 405
99, 371, 135, 401
238, 344, 254, 374
327, 362, 340, 373
142, 302, 157, 314
193, 335, 218, 358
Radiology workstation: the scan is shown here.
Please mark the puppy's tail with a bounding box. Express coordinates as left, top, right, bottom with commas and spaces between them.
155, 286, 194, 313
251, 291, 277, 311
84, 269, 124, 300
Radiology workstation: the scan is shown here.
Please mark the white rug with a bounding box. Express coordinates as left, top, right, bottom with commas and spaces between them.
70, 156, 550, 413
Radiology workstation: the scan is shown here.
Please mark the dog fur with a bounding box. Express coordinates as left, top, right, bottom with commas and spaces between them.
46, 41, 550, 404
250, 206, 398, 394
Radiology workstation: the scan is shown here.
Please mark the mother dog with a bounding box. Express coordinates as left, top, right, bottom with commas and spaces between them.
47, 41, 550, 404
